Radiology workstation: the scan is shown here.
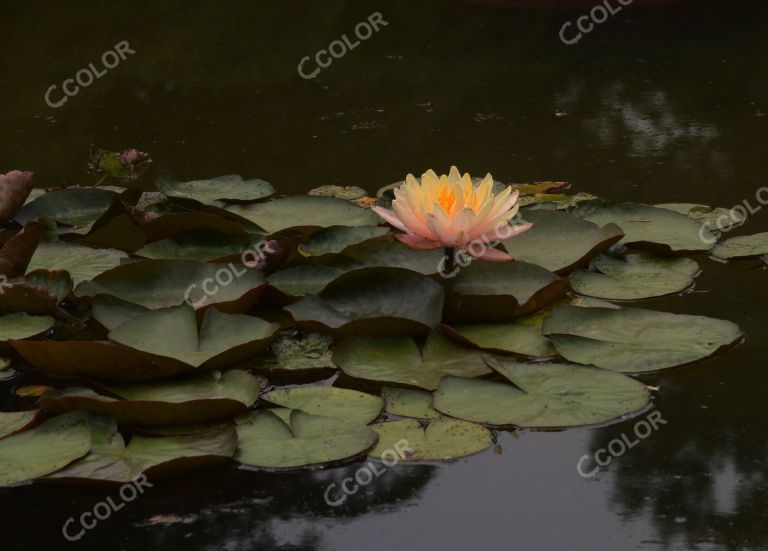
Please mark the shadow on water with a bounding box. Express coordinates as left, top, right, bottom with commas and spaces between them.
1, 0, 767, 549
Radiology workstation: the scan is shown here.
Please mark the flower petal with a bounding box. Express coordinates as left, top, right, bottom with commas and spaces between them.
395, 233, 442, 250
371, 206, 408, 232
468, 246, 515, 262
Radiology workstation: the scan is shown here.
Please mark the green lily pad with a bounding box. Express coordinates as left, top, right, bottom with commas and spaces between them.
656, 203, 746, 232
368, 417, 493, 461
285, 267, 444, 337
47, 414, 237, 483
573, 199, 715, 253
157, 175, 274, 205
143, 211, 255, 242
433, 359, 650, 428
712, 232, 768, 260
0, 412, 92, 486
75, 259, 266, 311
333, 330, 492, 390
27, 241, 128, 285
445, 261, 568, 322
226, 195, 378, 234
570, 253, 700, 300
262, 386, 384, 424
500, 210, 623, 274
521, 192, 597, 210
0, 410, 40, 440
236, 409, 378, 468
0, 270, 73, 314
341, 238, 446, 276
108, 306, 279, 368
441, 320, 556, 357
267, 265, 352, 301
38, 370, 265, 425
542, 305, 743, 372
15, 187, 119, 234
298, 225, 390, 257
13, 307, 278, 380
0, 313, 54, 342
135, 230, 262, 262
381, 387, 439, 419
91, 295, 149, 331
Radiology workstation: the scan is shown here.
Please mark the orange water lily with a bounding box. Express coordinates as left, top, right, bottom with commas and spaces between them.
372, 167, 532, 261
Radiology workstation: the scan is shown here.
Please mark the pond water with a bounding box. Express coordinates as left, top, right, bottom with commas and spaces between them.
1, 1, 767, 549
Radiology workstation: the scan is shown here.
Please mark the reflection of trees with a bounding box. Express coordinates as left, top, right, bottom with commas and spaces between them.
0, 461, 435, 550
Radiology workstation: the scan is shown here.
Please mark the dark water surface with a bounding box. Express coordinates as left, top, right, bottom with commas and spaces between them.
1, 1, 767, 549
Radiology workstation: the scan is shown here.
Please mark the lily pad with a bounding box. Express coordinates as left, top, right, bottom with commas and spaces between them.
433, 359, 650, 427
570, 253, 700, 300
368, 417, 493, 461
157, 175, 274, 205
143, 211, 255, 242
0, 313, 54, 342
712, 232, 768, 260
441, 320, 556, 357
262, 386, 384, 424
656, 203, 746, 232
542, 305, 743, 372
13, 307, 279, 380
0, 410, 40, 440
333, 330, 492, 390
445, 261, 568, 321
0, 270, 73, 314
135, 230, 261, 262
91, 295, 149, 331
75, 259, 266, 311
298, 225, 390, 257
236, 409, 378, 468
341, 238, 446, 276
47, 415, 237, 483
0, 412, 92, 486
500, 210, 624, 273
285, 267, 444, 337
226, 195, 378, 234
38, 370, 265, 425
267, 265, 351, 301
27, 241, 128, 285
108, 306, 279, 368
381, 387, 439, 419
573, 199, 715, 253
15, 187, 119, 234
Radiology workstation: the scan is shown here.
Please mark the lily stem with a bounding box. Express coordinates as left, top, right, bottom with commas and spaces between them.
444, 247, 456, 274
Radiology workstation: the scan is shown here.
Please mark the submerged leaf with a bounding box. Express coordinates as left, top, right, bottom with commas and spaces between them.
381, 387, 439, 419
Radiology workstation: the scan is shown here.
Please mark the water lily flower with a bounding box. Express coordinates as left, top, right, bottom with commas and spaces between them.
372, 166, 532, 261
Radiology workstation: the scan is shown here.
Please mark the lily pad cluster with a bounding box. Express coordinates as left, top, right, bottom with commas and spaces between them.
0, 170, 754, 486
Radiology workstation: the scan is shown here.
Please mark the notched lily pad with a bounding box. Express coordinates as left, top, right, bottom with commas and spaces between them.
285, 267, 444, 337
262, 386, 384, 424
501, 210, 623, 273
333, 330, 491, 390
433, 359, 650, 428
15, 187, 119, 234
157, 175, 274, 205
368, 416, 493, 461
542, 305, 743, 372
27, 241, 128, 285
0, 312, 54, 344
298, 225, 390, 257
0, 410, 40, 440
570, 252, 700, 300
656, 203, 746, 232
573, 199, 715, 253
236, 409, 378, 469
47, 414, 237, 483
441, 320, 556, 357
225, 195, 378, 234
